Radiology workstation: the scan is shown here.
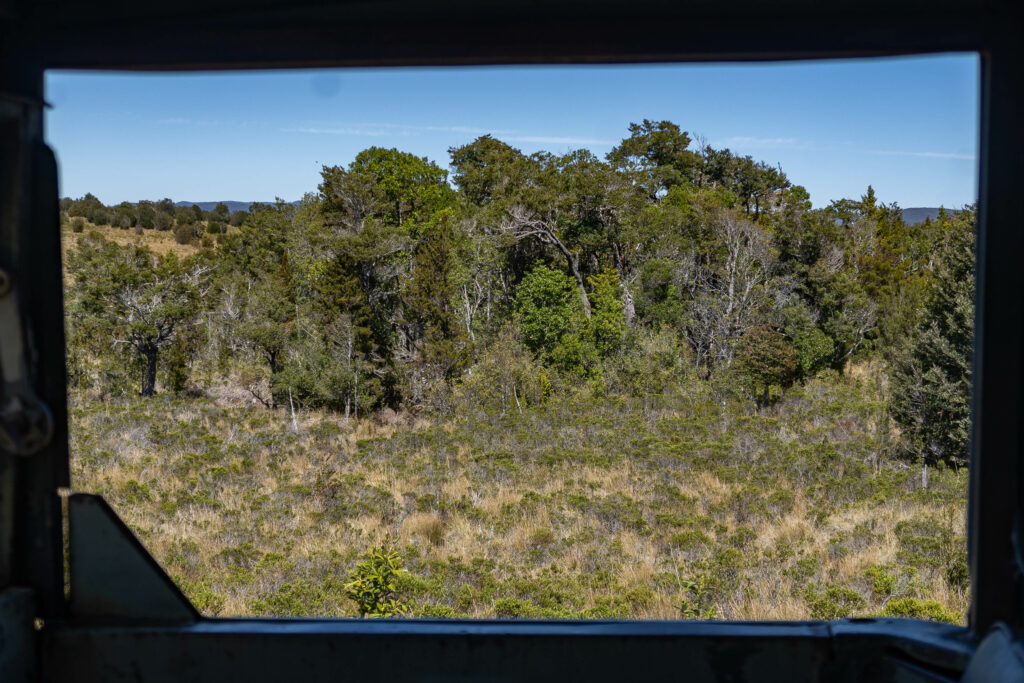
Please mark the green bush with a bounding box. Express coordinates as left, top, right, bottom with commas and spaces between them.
864, 565, 897, 600
344, 540, 410, 617
415, 603, 457, 618
668, 529, 711, 551
944, 555, 969, 590
174, 223, 200, 245
178, 579, 225, 616
804, 585, 865, 620
881, 597, 960, 624
493, 597, 538, 618
679, 574, 718, 619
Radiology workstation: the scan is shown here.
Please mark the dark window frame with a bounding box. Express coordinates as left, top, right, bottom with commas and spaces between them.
2, 3, 1021, 680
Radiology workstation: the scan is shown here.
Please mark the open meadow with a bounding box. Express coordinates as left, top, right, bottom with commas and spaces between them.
69, 367, 968, 621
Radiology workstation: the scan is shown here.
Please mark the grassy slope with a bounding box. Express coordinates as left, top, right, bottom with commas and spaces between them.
68, 368, 968, 621
62, 222, 204, 258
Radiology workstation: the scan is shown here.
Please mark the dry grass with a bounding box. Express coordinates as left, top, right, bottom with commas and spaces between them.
68, 369, 969, 622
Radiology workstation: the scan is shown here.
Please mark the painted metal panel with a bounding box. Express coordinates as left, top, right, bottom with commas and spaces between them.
68, 495, 197, 623
0, 587, 35, 683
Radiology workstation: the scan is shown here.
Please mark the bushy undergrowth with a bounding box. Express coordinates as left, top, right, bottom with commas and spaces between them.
68, 364, 968, 622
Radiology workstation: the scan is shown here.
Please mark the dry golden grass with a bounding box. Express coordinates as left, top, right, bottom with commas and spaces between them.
68, 370, 969, 622
62, 221, 203, 257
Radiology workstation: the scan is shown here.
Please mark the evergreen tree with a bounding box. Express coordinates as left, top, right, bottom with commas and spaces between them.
404, 210, 471, 384
588, 267, 627, 356
889, 208, 975, 468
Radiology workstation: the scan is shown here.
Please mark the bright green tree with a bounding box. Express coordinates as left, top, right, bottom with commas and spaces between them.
607, 119, 700, 199
515, 264, 594, 374
344, 540, 409, 618
588, 267, 627, 356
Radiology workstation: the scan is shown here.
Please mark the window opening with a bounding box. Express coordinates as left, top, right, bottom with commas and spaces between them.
49, 56, 979, 621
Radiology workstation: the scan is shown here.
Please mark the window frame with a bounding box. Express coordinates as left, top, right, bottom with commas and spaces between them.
2, 3, 1021, 679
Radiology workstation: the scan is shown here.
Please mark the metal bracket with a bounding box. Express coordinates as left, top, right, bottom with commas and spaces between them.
68, 494, 197, 623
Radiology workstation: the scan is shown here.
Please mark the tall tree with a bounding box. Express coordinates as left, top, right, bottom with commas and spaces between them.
404, 210, 472, 393
889, 207, 975, 468
67, 234, 210, 396
607, 119, 700, 199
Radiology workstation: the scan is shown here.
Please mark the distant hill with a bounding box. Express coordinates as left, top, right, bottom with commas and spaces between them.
901, 207, 955, 225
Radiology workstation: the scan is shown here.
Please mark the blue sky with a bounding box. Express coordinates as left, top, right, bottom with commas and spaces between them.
45, 54, 978, 209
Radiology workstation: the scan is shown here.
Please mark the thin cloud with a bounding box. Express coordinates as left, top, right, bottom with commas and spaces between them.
505, 135, 613, 146
713, 135, 975, 161
159, 117, 264, 128
287, 123, 519, 137
715, 136, 804, 149
287, 126, 395, 137
285, 123, 609, 145
866, 149, 975, 160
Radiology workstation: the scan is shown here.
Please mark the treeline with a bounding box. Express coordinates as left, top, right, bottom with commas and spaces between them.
62, 194, 249, 242
62, 120, 975, 466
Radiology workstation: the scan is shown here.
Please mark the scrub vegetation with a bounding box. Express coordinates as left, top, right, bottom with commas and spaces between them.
62, 121, 973, 621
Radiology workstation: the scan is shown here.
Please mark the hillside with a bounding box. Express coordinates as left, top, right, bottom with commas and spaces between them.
175, 200, 266, 213
901, 207, 960, 225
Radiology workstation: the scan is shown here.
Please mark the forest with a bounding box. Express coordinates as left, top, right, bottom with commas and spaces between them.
61, 120, 975, 621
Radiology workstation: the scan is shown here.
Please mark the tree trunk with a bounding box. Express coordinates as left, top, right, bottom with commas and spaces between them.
572, 269, 592, 319
141, 347, 158, 397
620, 279, 637, 327
548, 233, 591, 318
612, 245, 636, 327
558, 247, 591, 318
288, 386, 299, 433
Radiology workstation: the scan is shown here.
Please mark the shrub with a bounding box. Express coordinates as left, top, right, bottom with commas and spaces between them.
174, 223, 201, 245
881, 597, 960, 624
679, 574, 718, 619
178, 579, 225, 616
529, 528, 556, 547
804, 585, 865, 620
493, 597, 538, 618
455, 326, 545, 415
70, 216, 86, 233
894, 518, 950, 569
344, 540, 410, 617
669, 529, 712, 551
153, 211, 172, 231
864, 565, 897, 600
944, 555, 969, 590
415, 603, 457, 618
